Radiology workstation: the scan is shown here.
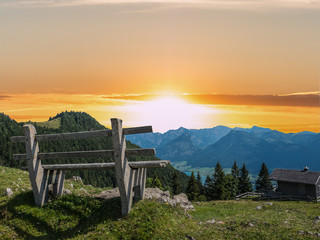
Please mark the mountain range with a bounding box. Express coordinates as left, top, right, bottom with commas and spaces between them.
126, 126, 320, 174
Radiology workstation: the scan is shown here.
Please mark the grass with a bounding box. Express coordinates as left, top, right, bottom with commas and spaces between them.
1, 166, 320, 239
35, 118, 61, 129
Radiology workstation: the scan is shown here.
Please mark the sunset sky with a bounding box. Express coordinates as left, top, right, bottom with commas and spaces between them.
0, 0, 319, 133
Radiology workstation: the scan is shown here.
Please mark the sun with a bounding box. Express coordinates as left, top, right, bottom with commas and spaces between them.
118, 95, 213, 132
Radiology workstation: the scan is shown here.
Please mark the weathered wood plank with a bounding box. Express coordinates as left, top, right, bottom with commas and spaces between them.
123, 126, 152, 135
111, 118, 133, 216
10, 125, 153, 143
20, 160, 170, 170
13, 148, 156, 161
129, 160, 170, 168
42, 162, 115, 170
23, 124, 46, 207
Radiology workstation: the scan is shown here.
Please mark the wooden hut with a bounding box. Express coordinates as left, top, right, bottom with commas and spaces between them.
269, 167, 320, 200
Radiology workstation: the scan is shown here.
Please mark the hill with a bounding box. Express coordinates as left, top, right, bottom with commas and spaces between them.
127, 125, 320, 174
1, 166, 320, 239
0, 112, 189, 191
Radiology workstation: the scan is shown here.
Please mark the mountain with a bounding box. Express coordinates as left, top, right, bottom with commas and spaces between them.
127, 126, 231, 150
127, 125, 320, 174
187, 130, 320, 172
156, 132, 200, 162
0, 112, 189, 190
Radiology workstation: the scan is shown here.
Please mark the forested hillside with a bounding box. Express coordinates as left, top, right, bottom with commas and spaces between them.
0, 112, 188, 191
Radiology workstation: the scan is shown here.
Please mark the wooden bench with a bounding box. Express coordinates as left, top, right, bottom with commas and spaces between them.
11, 118, 170, 215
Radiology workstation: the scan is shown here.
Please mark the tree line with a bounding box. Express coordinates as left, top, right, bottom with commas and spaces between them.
183, 161, 273, 201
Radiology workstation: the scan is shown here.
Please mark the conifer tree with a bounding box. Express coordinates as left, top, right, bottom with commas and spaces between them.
196, 171, 205, 195
186, 171, 200, 200
231, 161, 240, 194
255, 162, 273, 192
212, 161, 226, 200
238, 163, 252, 194
204, 175, 214, 200
224, 174, 237, 199
172, 171, 182, 195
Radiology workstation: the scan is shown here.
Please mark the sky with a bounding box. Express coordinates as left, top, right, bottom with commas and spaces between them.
0, 0, 319, 133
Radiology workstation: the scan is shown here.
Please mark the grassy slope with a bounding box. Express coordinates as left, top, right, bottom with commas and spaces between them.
35, 118, 61, 129
1, 166, 320, 240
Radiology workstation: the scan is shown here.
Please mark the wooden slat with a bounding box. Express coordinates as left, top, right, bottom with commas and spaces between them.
39, 160, 170, 170
42, 162, 115, 170
123, 126, 152, 135
13, 148, 155, 161
10, 125, 153, 143
129, 160, 170, 169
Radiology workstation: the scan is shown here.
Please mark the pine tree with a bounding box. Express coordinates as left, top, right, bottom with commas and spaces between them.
204, 175, 214, 200
172, 171, 182, 195
196, 171, 205, 195
186, 171, 200, 201
212, 161, 226, 200
224, 174, 237, 199
238, 163, 252, 194
255, 162, 273, 192
231, 161, 240, 194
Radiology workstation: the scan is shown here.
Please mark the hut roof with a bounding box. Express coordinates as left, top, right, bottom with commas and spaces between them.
269, 169, 320, 185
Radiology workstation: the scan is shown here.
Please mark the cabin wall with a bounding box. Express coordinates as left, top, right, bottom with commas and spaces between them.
277, 181, 316, 198
316, 182, 320, 198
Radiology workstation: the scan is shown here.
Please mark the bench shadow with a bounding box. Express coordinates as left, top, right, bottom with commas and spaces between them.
1, 191, 122, 239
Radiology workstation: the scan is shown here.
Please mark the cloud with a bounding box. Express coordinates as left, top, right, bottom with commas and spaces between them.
0, 94, 11, 100
2, 0, 320, 8
103, 92, 320, 108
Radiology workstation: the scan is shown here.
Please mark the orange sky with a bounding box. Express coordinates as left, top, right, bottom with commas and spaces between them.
0, 1, 319, 132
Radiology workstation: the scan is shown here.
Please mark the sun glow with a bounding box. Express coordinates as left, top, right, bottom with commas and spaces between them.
117, 95, 215, 132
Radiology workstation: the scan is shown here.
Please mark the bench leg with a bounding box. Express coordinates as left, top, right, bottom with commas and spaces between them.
111, 118, 135, 216
133, 168, 147, 201
24, 125, 47, 207
53, 170, 65, 197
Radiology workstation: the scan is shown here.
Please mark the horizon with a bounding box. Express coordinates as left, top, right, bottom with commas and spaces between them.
1, 1, 320, 133
2, 107, 319, 134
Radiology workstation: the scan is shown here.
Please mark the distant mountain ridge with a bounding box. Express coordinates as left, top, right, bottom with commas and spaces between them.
127, 126, 320, 174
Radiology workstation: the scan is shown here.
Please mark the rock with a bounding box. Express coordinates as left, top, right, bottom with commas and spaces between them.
314, 220, 320, 224
206, 218, 215, 224
216, 221, 225, 225
315, 216, 320, 220
145, 188, 194, 210
256, 206, 262, 210
186, 235, 195, 240
72, 176, 82, 182
4, 188, 13, 197
315, 233, 320, 238
145, 188, 169, 200
93, 188, 120, 199
306, 231, 314, 235
265, 202, 273, 206
63, 189, 72, 195
173, 193, 195, 211
48, 184, 54, 193
79, 188, 87, 194
248, 223, 254, 227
